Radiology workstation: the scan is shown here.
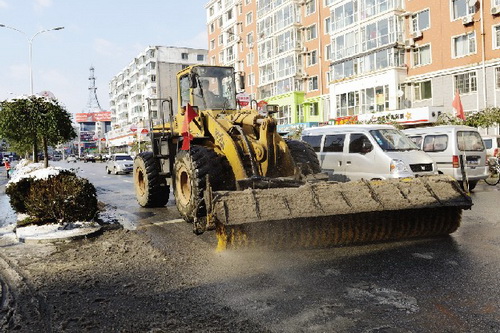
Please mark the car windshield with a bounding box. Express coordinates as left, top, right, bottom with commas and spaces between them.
116, 155, 133, 161
192, 67, 237, 111
370, 129, 419, 152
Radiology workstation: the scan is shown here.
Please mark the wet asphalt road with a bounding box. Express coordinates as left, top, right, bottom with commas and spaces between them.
3, 161, 500, 332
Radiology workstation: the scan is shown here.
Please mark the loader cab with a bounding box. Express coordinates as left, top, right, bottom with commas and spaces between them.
179, 65, 237, 111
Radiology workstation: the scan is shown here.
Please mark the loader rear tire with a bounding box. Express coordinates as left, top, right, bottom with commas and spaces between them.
134, 152, 170, 207
285, 139, 322, 175
174, 146, 235, 223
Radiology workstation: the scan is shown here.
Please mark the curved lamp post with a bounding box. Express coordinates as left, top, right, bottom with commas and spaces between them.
0, 24, 64, 95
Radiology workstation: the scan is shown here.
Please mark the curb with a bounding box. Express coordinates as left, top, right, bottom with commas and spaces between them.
15, 223, 102, 244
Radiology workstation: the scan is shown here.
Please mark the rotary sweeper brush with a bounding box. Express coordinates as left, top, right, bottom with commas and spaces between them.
133, 65, 472, 250
208, 175, 471, 250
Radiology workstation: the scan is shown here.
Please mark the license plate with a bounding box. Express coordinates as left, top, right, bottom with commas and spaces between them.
467, 160, 479, 166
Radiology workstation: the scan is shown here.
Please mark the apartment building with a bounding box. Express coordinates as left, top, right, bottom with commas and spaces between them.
107, 46, 208, 150
400, 0, 500, 134
206, 0, 333, 132
207, 0, 500, 135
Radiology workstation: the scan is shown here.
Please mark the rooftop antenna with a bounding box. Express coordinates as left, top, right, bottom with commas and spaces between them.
87, 66, 102, 112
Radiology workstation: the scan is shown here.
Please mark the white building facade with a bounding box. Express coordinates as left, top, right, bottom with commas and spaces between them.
107, 46, 208, 151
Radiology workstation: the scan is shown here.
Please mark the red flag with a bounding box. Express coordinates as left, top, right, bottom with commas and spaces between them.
181, 103, 198, 150
452, 90, 466, 120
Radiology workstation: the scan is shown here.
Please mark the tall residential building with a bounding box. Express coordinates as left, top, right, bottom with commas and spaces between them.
206, 0, 333, 132
206, 0, 500, 134
331, 0, 500, 135
107, 46, 208, 150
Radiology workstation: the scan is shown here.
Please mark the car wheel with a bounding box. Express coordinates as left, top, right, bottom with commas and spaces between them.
113, 167, 118, 175
106, 167, 111, 175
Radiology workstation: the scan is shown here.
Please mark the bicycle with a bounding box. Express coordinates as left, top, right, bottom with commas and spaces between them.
484, 157, 500, 186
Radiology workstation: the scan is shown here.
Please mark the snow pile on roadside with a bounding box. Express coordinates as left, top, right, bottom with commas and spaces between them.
7, 159, 68, 188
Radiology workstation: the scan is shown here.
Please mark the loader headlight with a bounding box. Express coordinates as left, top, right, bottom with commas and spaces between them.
390, 159, 409, 174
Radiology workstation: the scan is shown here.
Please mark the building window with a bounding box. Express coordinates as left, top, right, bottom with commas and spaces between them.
454, 72, 477, 94
218, 17, 223, 27
210, 39, 215, 50
150, 75, 156, 82
495, 0, 500, 5
411, 9, 430, 32
197, 54, 204, 61
277, 105, 292, 125
332, 0, 357, 31
181, 53, 188, 60
209, 6, 214, 16
211, 56, 216, 65
325, 44, 332, 60
496, 67, 500, 89
248, 73, 255, 86
452, 0, 475, 20
412, 44, 431, 66
324, 17, 331, 34
453, 32, 476, 58
227, 9, 233, 20
246, 12, 253, 25
306, 0, 316, 16
218, 34, 224, 46
306, 24, 317, 40
307, 50, 318, 66
247, 52, 254, 65
245, 0, 251, 4
414, 80, 432, 100
494, 25, 500, 49
247, 32, 254, 46
219, 51, 224, 63
308, 76, 319, 91
310, 102, 319, 116
210, 23, 215, 33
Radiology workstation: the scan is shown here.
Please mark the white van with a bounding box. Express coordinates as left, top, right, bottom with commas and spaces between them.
482, 135, 500, 158
301, 124, 437, 182
403, 125, 488, 190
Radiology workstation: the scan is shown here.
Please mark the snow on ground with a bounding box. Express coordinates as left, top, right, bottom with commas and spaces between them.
7, 159, 70, 187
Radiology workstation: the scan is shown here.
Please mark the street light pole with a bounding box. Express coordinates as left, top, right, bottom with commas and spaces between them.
0, 24, 64, 95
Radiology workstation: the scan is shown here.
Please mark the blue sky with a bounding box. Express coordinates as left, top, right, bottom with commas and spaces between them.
0, 0, 209, 114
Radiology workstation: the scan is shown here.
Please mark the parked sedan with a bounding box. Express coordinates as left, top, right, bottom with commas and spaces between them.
106, 153, 133, 174
66, 155, 77, 163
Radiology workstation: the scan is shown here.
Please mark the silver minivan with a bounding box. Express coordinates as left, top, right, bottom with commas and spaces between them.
301, 124, 437, 182
403, 125, 488, 190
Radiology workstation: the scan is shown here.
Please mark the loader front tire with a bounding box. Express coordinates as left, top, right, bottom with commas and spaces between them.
134, 152, 170, 207
174, 146, 234, 223
285, 139, 322, 175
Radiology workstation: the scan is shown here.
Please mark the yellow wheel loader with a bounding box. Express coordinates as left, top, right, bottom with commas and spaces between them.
133, 65, 472, 249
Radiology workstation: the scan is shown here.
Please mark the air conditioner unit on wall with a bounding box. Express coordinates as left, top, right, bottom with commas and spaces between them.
462, 15, 474, 25
412, 30, 423, 40
404, 39, 415, 49
492, 6, 500, 15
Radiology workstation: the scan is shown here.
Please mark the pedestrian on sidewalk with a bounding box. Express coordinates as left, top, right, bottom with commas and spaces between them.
4, 158, 11, 179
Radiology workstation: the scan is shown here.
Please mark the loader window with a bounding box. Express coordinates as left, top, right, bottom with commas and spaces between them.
323, 134, 345, 152
301, 135, 322, 152
191, 66, 237, 111
180, 76, 190, 107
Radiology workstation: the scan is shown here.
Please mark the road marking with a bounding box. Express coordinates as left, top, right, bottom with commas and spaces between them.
153, 219, 185, 225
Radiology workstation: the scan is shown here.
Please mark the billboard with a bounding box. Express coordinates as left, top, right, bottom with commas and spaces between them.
75, 111, 111, 123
